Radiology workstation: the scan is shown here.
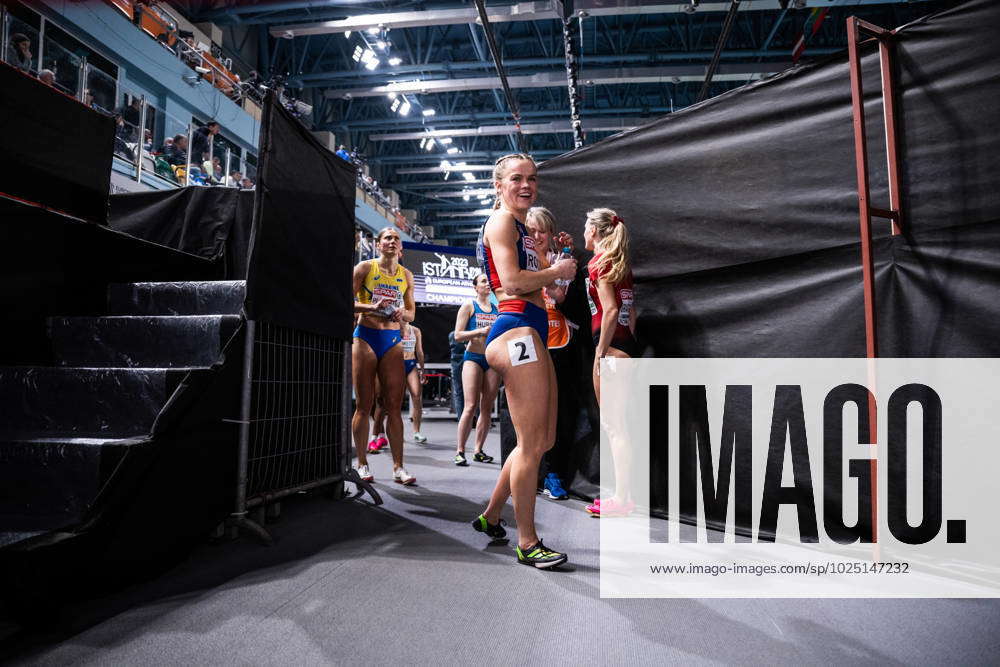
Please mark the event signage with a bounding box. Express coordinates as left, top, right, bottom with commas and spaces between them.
401, 242, 482, 306
599, 358, 1000, 598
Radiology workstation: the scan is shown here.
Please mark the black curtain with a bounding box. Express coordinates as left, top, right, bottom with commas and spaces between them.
108, 188, 255, 278
244, 93, 356, 338
0, 61, 113, 222
413, 305, 460, 363
529, 0, 1000, 504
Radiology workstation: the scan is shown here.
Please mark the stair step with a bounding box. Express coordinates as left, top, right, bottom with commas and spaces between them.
108, 281, 245, 316
0, 367, 192, 439
0, 436, 149, 532
50, 315, 241, 368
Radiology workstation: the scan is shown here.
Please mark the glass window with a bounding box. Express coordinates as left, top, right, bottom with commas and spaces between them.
4, 16, 39, 73
84, 64, 116, 113
40, 37, 82, 97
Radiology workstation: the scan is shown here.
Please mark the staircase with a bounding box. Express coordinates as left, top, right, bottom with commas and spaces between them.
0, 281, 246, 548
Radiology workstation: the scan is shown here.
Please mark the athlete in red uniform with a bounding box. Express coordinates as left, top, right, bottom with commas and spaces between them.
583, 208, 636, 517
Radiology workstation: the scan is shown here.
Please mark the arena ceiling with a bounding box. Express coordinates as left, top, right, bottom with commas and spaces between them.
189, 0, 959, 245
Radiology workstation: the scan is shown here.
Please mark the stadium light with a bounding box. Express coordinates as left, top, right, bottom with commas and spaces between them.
376, 40, 387, 50
463, 172, 475, 181
365, 58, 379, 70
447, 147, 460, 154
352, 46, 363, 62
422, 109, 436, 117
361, 49, 375, 63
367, 27, 380, 35
425, 138, 435, 151
388, 57, 402, 66
419, 137, 427, 149
391, 98, 401, 112
439, 137, 453, 145
399, 101, 411, 116
463, 194, 471, 201
439, 160, 451, 168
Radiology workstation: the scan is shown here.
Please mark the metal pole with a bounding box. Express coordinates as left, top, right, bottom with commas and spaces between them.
697, 0, 741, 103
78, 56, 87, 104
136, 94, 147, 183
235, 318, 255, 518
471, 0, 527, 153
185, 122, 194, 186
878, 38, 903, 236
1, 8, 9, 60
36, 16, 45, 74
846, 16, 879, 545
224, 147, 232, 187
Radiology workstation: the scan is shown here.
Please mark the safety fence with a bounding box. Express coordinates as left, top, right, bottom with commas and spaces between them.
231, 320, 355, 542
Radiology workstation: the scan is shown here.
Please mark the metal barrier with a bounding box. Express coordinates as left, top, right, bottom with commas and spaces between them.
229, 319, 374, 544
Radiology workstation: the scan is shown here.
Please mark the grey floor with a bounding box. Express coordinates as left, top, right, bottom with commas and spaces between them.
6, 416, 1000, 665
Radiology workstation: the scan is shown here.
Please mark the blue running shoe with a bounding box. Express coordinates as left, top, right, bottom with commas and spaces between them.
542, 473, 568, 500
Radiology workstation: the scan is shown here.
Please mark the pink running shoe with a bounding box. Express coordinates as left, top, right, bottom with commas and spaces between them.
585, 497, 601, 515
367, 438, 381, 453
588, 497, 634, 518
375, 435, 389, 450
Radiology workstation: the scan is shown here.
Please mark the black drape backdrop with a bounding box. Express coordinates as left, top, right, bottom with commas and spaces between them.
244, 93, 356, 339
528, 0, 1000, 505
0, 62, 113, 222
108, 188, 255, 278
414, 305, 459, 363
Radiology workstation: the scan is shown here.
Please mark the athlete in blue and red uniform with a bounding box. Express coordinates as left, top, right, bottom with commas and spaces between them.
453, 274, 500, 466
470, 153, 577, 569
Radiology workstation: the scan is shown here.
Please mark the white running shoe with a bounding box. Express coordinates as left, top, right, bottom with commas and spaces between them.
413, 432, 427, 443
393, 466, 416, 486
356, 464, 373, 482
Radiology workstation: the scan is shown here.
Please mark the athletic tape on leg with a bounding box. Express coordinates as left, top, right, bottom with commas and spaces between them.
507, 335, 538, 366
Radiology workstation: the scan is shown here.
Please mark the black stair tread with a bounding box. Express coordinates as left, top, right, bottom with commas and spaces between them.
0, 435, 152, 534
49, 315, 241, 368
0, 366, 196, 439
108, 280, 245, 316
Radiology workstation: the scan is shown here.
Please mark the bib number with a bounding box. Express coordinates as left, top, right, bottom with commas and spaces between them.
507, 335, 538, 366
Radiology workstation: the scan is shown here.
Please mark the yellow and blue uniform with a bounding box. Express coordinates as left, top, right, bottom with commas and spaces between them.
355, 259, 408, 360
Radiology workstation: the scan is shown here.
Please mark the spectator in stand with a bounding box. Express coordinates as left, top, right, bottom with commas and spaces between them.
336, 144, 351, 162
7, 33, 32, 72
113, 113, 135, 161
164, 134, 188, 166
143, 128, 153, 153
122, 97, 142, 131
38, 69, 55, 87
201, 155, 223, 183
179, 31, 200, 68
82, 89, 97, 110
240, 177, 255, 190
191, 121, 220, 163
229, 170, 243, 186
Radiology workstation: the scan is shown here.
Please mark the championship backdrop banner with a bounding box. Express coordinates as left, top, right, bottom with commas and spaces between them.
401, 242, 482, 306
601, 358, 1000, 598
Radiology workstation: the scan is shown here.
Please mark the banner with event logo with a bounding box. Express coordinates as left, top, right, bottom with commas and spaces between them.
599, 358, 1000, 598
400, 242, 483, 306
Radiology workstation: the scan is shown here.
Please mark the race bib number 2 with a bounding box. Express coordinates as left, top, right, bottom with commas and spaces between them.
507, 335, 538, 366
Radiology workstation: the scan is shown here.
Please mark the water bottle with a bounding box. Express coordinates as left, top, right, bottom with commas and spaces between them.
555, 247, 573, 287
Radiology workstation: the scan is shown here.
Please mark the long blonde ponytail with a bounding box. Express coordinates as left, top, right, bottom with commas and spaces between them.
587, 208, 630, 285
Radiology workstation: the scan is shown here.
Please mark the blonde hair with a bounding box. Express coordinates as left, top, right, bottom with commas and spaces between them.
526, 206, 557, 253
587, 208, 630, 285
492, 153, 535, 210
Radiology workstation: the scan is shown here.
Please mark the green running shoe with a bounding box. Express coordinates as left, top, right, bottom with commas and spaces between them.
515, 540, 567, 569
454, 452, 469, 466
473, 451, 494, 463
472, 514, 507, 539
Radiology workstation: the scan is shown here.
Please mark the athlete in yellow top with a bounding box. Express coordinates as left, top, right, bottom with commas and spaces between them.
352, 227, 417, 485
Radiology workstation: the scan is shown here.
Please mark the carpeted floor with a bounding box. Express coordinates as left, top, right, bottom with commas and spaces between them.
4, 416, 1000, 665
